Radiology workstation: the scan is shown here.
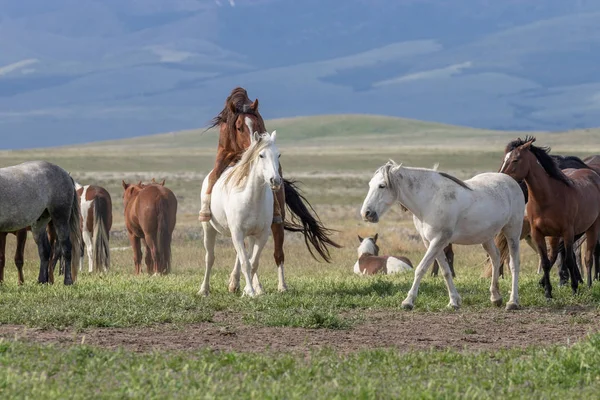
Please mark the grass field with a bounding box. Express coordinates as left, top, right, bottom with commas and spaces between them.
1, 114, 600, 398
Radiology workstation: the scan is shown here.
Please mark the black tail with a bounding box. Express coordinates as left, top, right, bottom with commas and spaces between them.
283, 178, 341, 262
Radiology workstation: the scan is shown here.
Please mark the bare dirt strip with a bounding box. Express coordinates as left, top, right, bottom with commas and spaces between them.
1, 308, 599, 354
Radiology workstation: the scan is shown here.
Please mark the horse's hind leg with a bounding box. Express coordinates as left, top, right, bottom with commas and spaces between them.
482, 240, 503, 307
228, 257, 241, 293
31, 218, 52, 284
15, 229, 27, 285
144, 241, 153, 275
594, 241, 600, 281
0, 233, 6, 284
128, 233, 142, 275
584, 228, 599, 288
504, 232, 521, 310
199, 222, 217, 296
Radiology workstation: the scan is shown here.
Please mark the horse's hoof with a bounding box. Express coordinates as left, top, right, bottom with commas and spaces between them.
228, 285, 239, 293
447, 303, 460, 311
491, 298, 503, 307
64, 280, 73, 286
558, 280, 568, 287
278, 285, 288, 293
401, 301, 414, 311
505, 302, 520, 311
197, 290, 209, 297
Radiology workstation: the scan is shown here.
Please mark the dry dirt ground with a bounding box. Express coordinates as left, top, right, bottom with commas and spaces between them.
1, 307, 599, 354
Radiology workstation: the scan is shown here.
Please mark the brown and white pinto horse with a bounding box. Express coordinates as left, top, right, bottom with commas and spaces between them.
353, 234, 413, 275
123, 179, 177, 275
200, 88, 340, 291
75, 183, 112, 273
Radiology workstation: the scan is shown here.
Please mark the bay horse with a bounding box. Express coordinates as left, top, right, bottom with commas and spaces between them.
199, 131, 281, 297
361, 161, 524, 310
75, 183, 112, 273
0, 161, 81, 285
122, 179, 177, 275
500, 137, 600, 297
200, 87, 340, 292
354, 234, 413, 275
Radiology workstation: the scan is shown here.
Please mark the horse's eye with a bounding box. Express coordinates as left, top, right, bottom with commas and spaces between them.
379, 184, 386, 189
259, 154, 264, 158
278, 154, 281, 158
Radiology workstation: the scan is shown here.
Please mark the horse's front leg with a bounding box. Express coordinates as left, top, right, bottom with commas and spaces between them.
199, 222, 217, 296
402, 237, 449, 310
231, 231, 256, 297
532, 229, 552, 299
249, 233, 270, 295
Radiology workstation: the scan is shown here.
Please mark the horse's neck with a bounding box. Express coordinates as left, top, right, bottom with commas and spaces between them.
231, 165, 267, 202
524, 163, 565, 207
396, 168, 438, 220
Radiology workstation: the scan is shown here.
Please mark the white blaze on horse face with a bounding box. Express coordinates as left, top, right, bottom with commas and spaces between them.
360, 170, 396, 223
245, 117, 254, 137
500, 151, 512, 173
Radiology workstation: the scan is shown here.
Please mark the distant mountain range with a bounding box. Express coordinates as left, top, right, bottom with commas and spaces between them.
1, 0, 600, 149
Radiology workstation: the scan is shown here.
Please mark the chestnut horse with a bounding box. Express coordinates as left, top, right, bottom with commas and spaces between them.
500, 137, 600, 297
123, 180, 177, 275
200, 88, 340, 291
75, 183, 112, 273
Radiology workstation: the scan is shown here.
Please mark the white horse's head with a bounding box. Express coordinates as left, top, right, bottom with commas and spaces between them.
252, 130, 282, 191
360, 161, 400, 223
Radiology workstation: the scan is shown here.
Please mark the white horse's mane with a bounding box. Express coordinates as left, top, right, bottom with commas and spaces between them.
224, 132, 274, 188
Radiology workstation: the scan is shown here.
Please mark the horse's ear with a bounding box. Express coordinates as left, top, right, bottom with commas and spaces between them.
137, 180, 142, 186
373, 233, 378, 243
122, 180, 129, 190
229, 101, 237, 114
251, 99, 259, 111
271, 130, 277, 141
357, 235, 364, 243
160, 179, 166, 186
251, 131, 260, 143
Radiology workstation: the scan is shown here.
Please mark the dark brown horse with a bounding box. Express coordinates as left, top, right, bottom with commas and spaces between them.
123, 180, 177, 275
76, 183, 112, 273
500, 137, 600, 297
200, 88, 340, 291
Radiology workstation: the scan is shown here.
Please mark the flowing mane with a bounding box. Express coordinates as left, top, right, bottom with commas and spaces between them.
207, 87, 266, 133
507, 136, 573, 187
224, 133, 273, 188
380, 160, 471, 191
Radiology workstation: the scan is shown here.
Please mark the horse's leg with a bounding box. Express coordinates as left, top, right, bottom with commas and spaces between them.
199, 222, 217, 296
128, 233, 142, 275
231, 230, 256, 297
250, 233, 270, 295
531, 229, 552, 299
434, 250, 462, 310
524, 234, 542, 274
584, 228, 599, 288
0, 233, 6, 284
228, 257, 242, 293
15, 229, 27, 285
482, 239, 503, 307
144, 236, 159, 276
430, 260, 439, 277
402, 237, 449, 310
594, 241, 600, 281
144, 241, 153, 275
446, 244, 455, 278
561, 233, 578, 295
31, 219, 51, 284
271, 185, 287, 292
82, 228, 93, 273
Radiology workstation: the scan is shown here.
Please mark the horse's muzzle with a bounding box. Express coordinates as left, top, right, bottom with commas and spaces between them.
270, 177, 282, 191
362, 209, 379, 223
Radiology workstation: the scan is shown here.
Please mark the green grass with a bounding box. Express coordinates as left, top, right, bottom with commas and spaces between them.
2, 336, 600, 399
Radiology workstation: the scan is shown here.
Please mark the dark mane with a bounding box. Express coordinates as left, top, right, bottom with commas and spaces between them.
550, 154, 592, 170
207, 87, 266, 133
438, 171, 472, 191
509, 136, 573, 187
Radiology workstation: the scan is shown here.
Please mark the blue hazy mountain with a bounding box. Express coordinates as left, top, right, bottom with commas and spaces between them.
1, 0, 600, 148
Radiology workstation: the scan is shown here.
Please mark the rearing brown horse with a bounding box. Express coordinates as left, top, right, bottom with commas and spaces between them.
199, 88, 340, 291
500, 137, 600, 297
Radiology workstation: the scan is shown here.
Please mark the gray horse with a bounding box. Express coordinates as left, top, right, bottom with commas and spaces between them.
0, 161, 81, 285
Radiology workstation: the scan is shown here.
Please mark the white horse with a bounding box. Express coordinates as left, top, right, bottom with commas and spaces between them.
360, 161, 525, 311
198, 130, 281, 297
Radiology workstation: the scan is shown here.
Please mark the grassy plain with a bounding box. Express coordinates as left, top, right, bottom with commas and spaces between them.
1, 115, 600, 398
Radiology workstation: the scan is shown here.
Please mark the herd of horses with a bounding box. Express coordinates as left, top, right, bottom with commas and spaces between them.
2, 87, 600, 311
